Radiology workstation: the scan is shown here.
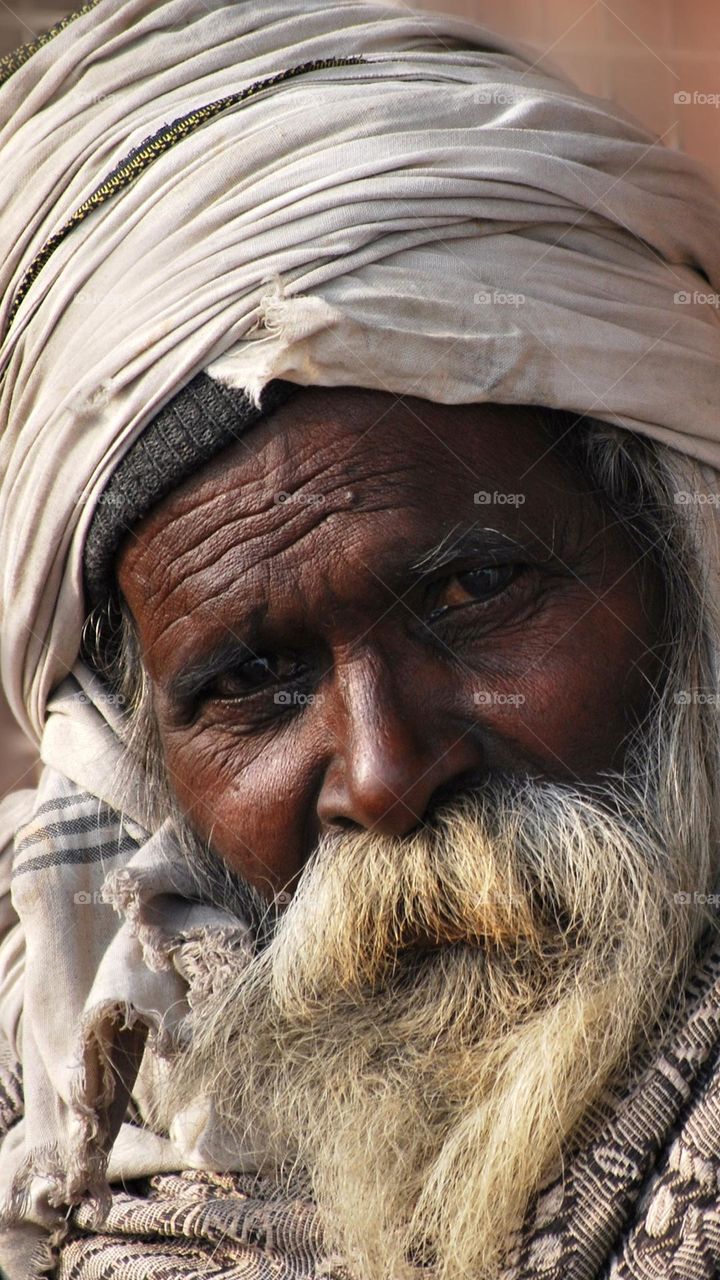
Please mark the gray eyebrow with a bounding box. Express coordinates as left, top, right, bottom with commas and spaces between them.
410, 527, 529, 576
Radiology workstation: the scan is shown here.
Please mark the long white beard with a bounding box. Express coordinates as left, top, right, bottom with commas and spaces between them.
161, 770, 714, 1280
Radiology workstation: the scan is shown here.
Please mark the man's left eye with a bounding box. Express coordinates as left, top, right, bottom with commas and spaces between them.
429, 563, 522, 616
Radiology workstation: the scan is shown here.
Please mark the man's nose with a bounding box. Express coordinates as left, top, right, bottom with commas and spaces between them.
316, 675, 485, 837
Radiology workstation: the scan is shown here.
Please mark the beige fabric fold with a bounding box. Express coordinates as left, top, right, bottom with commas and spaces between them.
1, 0, 720, 746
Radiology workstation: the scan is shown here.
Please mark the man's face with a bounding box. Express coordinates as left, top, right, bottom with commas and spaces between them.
116, 386, 663, 900
116, 388, 714, 1280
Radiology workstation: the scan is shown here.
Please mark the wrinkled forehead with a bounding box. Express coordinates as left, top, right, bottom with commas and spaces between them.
115, 386, 593, 597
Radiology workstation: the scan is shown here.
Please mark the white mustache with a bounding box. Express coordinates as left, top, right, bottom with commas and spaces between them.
258, 773, 677, 998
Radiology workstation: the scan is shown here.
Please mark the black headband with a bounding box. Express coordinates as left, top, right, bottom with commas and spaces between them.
82, 371, 298, 615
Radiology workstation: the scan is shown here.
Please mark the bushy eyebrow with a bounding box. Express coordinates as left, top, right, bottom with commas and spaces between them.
410, 528, 531, 577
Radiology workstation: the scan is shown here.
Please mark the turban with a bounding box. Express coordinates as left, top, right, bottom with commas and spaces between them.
2, 0, 720, 1272
2, 0, 720, 747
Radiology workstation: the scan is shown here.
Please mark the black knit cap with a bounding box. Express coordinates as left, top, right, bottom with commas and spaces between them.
83, 371, 299, 614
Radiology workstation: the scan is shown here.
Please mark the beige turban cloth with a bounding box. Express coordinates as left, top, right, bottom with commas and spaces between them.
1, 0, 720, 748
1, 0, 720, 1272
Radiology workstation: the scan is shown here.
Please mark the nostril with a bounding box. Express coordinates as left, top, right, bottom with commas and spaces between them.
329, 814, 362, 833
426, 769, 487, 820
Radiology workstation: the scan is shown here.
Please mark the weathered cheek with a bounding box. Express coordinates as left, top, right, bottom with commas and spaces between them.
160, 726, 310, 892
511, 597, 659, 774
161, 732, 232, 839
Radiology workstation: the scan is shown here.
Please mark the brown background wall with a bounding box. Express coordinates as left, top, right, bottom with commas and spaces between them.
1, 0, 719, 798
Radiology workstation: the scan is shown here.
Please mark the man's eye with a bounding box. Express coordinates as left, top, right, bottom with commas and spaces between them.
430, 564, 521, 616
206, 654, 303, 701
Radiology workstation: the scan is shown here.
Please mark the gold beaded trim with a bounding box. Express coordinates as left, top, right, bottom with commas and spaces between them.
0, 0, 103, 89
4, 54, 368, 334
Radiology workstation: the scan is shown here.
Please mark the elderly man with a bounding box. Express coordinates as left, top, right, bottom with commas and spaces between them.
0, 1, 720, 1278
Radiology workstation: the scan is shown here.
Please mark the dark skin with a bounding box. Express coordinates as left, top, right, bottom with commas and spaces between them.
116, 387, 665, 901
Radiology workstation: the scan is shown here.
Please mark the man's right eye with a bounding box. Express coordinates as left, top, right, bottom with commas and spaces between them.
204, 653, 306, 702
